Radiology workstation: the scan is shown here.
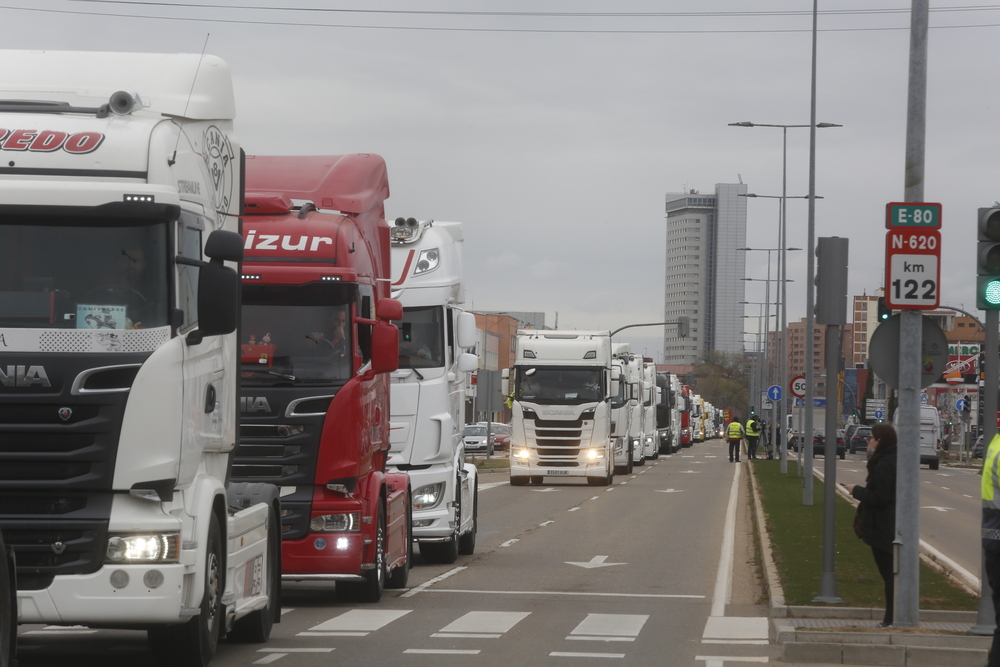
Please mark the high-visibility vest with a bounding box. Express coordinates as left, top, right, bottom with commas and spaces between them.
727, 421, 743, 440
983, 434, 1000, 551
745, 419, 760, 437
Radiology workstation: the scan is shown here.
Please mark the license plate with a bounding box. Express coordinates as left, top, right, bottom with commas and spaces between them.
546, 469, 569, 476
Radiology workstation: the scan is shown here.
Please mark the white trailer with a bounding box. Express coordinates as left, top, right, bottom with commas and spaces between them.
388, 218, 479, 564
505, 331, 615, 486
0, 50, 280, 666
610, 346, 634, 474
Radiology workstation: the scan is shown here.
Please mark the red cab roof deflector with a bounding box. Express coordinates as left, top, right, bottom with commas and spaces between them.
244, 154, 389, 216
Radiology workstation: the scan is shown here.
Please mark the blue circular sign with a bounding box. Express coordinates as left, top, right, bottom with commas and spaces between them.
957, 398, 968, 411
767, 385, 782, 401
874, 409, 884, 420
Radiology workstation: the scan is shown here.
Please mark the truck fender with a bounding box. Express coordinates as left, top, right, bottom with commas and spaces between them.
226, 482, 282, 623
356, 471, 386, 564
182, 477, 227, 611
459, 463, 477, 535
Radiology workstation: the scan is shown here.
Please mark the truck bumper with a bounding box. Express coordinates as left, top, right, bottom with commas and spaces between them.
18, 563, 188, 625
280, 534, 366, 580
510, 457, 608, 479
403, 467, 457, 541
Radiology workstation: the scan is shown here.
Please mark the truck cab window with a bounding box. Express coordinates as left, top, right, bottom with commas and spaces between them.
394, 306, 445, 369
0, 217, 169, 330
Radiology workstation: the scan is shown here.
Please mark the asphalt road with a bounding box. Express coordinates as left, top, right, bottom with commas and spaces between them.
14, 438, 781, 667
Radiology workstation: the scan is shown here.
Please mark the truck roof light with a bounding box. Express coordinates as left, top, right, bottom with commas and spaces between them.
583, 351, 597, 359
523, 350, 536, 358
124, 194, 154, 203
242, 274, 261, 280
321, 275, 342, 281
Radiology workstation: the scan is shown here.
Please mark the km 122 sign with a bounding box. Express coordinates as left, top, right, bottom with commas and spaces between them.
884, 228, 941, 309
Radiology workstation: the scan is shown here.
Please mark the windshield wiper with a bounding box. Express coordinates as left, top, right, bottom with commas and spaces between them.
267, 370, 296, 381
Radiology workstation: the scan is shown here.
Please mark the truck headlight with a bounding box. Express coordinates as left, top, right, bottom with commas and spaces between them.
587, 448, 604, 460
515, 449, 530, 460
412, 483, 445, 511
106, 534, 180, 563
309, 512, 361, 533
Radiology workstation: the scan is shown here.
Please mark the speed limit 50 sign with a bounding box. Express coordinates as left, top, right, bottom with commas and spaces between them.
885, 227, 941, 309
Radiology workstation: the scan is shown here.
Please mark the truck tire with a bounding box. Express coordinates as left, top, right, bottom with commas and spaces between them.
458, 484, 477, 556
420, 492, 459, 564
360, 503, 386, 602
149, 512, 222, 667
228, 501, 280, 643
510, 476, 528, 486
930, 459, 939, 470
386, 501, 411, 589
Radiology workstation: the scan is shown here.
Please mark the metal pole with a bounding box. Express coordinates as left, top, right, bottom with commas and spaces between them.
892, 0, 929, 628
815, 323, 842, 601
764, 259, 771, 417
973, 309, 999, 633
781, 128, 790, 472
803, 0, 819, 506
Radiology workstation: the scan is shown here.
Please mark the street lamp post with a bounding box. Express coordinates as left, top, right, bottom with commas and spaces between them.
730, 121, 842, 477
739, 246, 802, 454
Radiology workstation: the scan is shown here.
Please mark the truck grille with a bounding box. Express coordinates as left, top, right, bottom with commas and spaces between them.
524, 415, 590, 463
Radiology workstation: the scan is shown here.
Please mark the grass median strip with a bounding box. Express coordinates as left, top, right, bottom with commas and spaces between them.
752, 458, 976, 610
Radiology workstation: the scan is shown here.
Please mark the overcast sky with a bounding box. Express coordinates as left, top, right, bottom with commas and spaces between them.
3, 1, 996, 362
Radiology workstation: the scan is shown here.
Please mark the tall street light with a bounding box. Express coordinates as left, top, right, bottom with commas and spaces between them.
740, 247, 802, 451
742, 276, 793, 442
729, 123, 842, 476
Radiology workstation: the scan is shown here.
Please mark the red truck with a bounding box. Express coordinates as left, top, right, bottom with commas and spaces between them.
232, 154, 410, 602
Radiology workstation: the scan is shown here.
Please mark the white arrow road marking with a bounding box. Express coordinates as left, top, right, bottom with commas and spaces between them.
566, 555, 627, 569
656, 489, 684, 493
921, 506, 954, 512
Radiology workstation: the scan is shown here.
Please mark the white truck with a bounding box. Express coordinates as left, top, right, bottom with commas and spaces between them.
610, 351, 634, 474
641, 360, 658, 460
0, 50, 280, 666
388, 217, 479, 563
505, 331, 615, 486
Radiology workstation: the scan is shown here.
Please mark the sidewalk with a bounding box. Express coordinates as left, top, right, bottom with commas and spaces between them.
747, 460, 991, 666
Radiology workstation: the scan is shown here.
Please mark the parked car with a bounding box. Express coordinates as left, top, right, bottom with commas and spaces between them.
478, 421, 512, 451
975, 435, 984, 459
850, 426, 872, 454
812, 428, 846, 459
463, 424, 493, 456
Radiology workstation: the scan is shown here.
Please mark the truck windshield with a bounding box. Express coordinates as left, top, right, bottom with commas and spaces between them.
515, 366, 605, 404
0, 218, 168, 329
241, 283, 353, 386
394, 306, 444, 369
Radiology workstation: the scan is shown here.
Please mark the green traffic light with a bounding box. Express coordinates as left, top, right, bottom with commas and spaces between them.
986, 279, 1000, 306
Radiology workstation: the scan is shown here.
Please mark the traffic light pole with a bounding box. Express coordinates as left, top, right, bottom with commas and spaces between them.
973, 309, 999, 634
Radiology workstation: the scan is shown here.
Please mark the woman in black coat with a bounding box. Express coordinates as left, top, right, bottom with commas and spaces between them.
845, 423, 898, 627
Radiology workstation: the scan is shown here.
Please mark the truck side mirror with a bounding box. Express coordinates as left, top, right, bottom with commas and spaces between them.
376, 297, 403, 321
456, 311, 477, 349
457, 352, 477, 373
369, 320, 399, 374
187, 230, 242, 345
610, 378, 620, 399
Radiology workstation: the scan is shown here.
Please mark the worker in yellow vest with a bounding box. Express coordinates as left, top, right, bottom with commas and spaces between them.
726, 416, 744, 463
981, 433, 1000, 666
745, 415, 761, 460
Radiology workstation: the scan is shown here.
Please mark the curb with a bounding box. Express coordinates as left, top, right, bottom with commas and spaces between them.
747, 462, 988, 665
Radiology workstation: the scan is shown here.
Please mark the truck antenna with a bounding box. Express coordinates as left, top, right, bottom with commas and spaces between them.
169, 34, 211, 167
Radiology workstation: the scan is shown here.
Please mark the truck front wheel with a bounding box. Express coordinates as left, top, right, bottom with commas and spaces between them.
457, 484, 477, 556
149, 512, 222, 667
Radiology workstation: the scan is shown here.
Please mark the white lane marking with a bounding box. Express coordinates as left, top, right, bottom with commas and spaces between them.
405, 649, 481, 655
432, 633, 500, 638
569, 507, 580, 511
540, 520, 554, 526
942, 486, 950, 490
297, 632, 366, 637
630, 475, 637, 479
701, 639, 769, 645
551, 651, 625, 659
696, 657, 769, 664
682, 455, 695, 458
478, 481, 508, 490
619, 481, 628, 485
499, 539, 519, 548
656, 489, 683, 493
703, 616, 769, 641
533, 488, 559, 493
308, 609, 410, 634
921, 506, 954, 512
566, 555, 626, 569
679, 470, 701, 474
431, 589, 703, 599
590, 496, 600, 500
401, 566, 467, 598
606, 487, 616, 491
438, 611, 531, 636
259, 648, 336, 653
253, 655, 285, 665
704, 455, 718, 458
24, 627, 98, 635
568, 613, 648, 641
965, 494, 974, 498
709, 459, 741, 617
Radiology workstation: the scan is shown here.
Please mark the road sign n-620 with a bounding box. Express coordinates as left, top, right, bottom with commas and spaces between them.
884, 228, 941, 309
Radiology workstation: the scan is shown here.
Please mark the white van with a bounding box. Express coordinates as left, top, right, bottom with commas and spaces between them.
892, 405, 941, 470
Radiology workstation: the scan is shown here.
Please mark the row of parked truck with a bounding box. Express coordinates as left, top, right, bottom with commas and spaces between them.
501, 331, 719, 486
0, 49, 482, 666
